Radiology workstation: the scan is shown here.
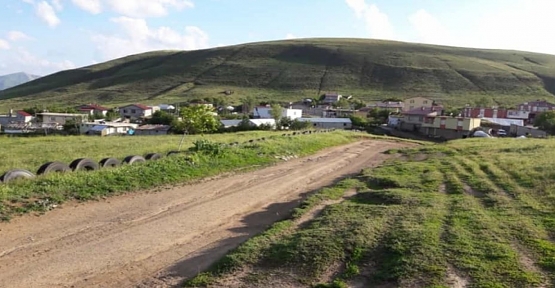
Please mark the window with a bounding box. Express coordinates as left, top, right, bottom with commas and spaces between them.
423, 100, 428, 104
131, 109, 136, 114
410, 100, 415, 103
50, 117, 56, 121
123, 109, 128, 113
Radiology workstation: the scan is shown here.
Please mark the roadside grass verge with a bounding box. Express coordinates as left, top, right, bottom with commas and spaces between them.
0, 131, 282, 173
0, 131, 375, 221
184, 138, 555, 288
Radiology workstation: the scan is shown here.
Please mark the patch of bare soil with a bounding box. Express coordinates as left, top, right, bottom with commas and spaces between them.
462, 182, 485, 198
512, 243, 551, 288
411, 153, 429, 161
445, 265, 469, 288
439, 183, 447, 194
0, 140, 415, 288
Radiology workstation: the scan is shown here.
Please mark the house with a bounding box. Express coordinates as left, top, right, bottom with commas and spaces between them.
119, 104, 154, 120
399, 107, 442, 131
298, 118, 352, 129
158, 104, 176, 111
517, 100, 555, 113
517, 100, 555, 123
367, 101, 404, 113
0, 110, 33, 126
79, 122, 139, 135
252, 106, 303, 120
403, 97, 436, 111
420, 116, 482, 139
321, 93, 342, 104
133, 124, 171, 135
37, 112, 88, 125
76, 104, 109, 116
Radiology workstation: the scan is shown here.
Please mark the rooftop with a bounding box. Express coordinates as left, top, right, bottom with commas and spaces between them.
136, 124, 171, 130
298, 117, 352, 123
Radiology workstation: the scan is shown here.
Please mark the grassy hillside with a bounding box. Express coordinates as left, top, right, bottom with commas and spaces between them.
0, 72, 41, 90
186, 138, 555, 288
1, 38, 555, 110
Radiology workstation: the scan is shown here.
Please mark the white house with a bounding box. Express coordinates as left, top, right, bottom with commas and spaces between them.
38, 112, 88, 125
119, 104, 154, 120
158, 104, 176, 111
298, 118, 352, 129
252, 106, 302, 120
80, 122, 139, 135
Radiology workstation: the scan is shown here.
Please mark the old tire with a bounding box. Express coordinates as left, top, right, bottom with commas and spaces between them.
69, 158, 99, 171
1, 169, 35, 183
99, 157, 121, 168
145, 153, 163, 161
167, 150, 181, 156
37, 162, 71, 175
123, 155, 146, 165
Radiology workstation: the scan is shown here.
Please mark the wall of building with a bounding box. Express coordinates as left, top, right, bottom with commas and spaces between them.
120, 106, 152, 118
304, 121, 352, 129
404, 97, 433, 111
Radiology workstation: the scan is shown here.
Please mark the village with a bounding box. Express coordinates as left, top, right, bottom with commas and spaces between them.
0, 92, 549, 139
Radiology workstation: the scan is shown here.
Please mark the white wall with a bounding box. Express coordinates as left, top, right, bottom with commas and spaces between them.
253, 107, 302, 120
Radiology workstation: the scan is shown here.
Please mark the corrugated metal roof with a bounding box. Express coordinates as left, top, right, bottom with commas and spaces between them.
481, 117, 523, 126
298, 118, 352, 123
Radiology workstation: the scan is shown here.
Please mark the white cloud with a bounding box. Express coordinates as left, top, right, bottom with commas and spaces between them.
408, 9, 451, 46
0, 48, 76, 75
51, 0, 63, 11
0, 39, 10, 50
345, 0, 395, 40
91, 17, 209, 60
71, 0, 102, 14
285, 33, 297, 40
35, 1, 61, 27
7, 31, 33, 42
70, 0, 194, 17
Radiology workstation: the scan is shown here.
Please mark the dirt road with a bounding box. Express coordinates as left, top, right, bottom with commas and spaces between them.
0, 140, 411, 288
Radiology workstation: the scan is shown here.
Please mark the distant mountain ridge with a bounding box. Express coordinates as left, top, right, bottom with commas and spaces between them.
0, 72, 41, 90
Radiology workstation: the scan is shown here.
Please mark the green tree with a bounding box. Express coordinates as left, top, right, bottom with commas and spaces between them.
334, 98, 351, 109
176, 105, 220, 135
534, 111, 555, 134
241, 95, 257, 114
269, 104, 283, 126
474, 97, 493, 108
149, 111, 176, 125
350, 115, 368, 128
351, 99, 366, 110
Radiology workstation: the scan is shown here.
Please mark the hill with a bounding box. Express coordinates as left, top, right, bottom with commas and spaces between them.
186, 138, 555, 288
1, 38, 555, 109
0, 72, 41, 91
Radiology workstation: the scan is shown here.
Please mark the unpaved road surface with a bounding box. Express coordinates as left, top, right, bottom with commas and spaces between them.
0, 140, 412, 288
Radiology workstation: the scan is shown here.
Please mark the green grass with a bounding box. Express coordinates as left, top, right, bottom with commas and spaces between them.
0, 130, 376, 221
1, 38, 555, 110
184, 138, 555, 287
0, 131, 280, 174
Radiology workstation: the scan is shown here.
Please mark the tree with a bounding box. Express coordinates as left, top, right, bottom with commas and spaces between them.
350, 115, 368, 128
149, 111, 176, 125
269, 104, 283, 125
241, 95, 257, 114
534, 111, 555, 134
351, 99, 366, 110
474, 97, 493, 108
334, 98, 351, 109
176, 105, 220, 135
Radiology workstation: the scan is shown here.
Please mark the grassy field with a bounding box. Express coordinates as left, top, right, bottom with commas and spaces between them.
1, 38, 555, 110
185, 137, 555, 288
0, 130, 381, 221
0, 131, 281, 174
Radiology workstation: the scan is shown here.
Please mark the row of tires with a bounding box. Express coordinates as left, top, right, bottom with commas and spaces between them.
0, 150, 184, 184
0, 129, 337, 184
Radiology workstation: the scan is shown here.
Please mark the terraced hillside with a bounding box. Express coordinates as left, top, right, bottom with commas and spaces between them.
1, 38, 555, 109
186, 138, 555, 287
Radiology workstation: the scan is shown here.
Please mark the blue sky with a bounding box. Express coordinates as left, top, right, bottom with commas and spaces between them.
0, 0, 553, 76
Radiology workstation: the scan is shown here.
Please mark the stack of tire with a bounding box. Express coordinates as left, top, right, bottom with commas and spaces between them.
0, 151, 178, 184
